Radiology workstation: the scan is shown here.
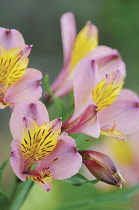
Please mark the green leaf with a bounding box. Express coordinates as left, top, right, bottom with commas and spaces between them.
0, 159, 8, 184
68, 90, 74, 107
56, 198, 131, 210
0, 188, 10, 199
56, 184, 139, 210
44, 74, 51, 95
0, 190, 10, 210
0, 160, 8, 170
64, 173, 99, 186
106, 184, 139, 199
9, 179, 33, 210
70, 133, 94, 150
62, 103, 74, 122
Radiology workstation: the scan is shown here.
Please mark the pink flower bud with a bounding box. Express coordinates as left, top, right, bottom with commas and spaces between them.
79, 150, 125, 188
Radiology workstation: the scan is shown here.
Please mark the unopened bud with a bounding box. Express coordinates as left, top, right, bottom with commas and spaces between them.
79, 150, 125, 187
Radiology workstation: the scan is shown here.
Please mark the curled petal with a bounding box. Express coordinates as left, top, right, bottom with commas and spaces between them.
5, 68, 42, 106
88, 46, 126, 81
61, 12, 76, 66
62, 58, 100, 137
36, 134, 82, 180
99, 89, 139, 135
0, 27, 25, 50
10, 101, 49, 140
50, 12, 76, 98
50, 17, 98, 99
71, 58, 97, 121
100, 129, 126, 140
63, 105, 100, 138
10, 139, 26, 181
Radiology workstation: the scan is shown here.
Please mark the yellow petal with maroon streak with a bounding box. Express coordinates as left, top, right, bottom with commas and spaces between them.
21, 118, 61, 169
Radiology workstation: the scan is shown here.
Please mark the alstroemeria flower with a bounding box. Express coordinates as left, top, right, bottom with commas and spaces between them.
47, 12, 125, 99
49, 12, 97, 98
10, 101, 82, 191
0, 27, 42, 109
62, 58, 139, 139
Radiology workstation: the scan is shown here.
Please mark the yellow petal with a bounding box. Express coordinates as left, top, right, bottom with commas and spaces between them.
101, 129, 126, 140
0, 46, 28, 88
21, 118, 61, 169
93, 71, 124, 111
70, 22, 98, 69
27, 169, 52, 191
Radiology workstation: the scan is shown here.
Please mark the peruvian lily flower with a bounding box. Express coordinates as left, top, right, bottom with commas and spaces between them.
0, 27, 42, 109
47, 12, 126, 98
79, 150, 125, 187
62, 58, 139, 139
10, 101, 82, 191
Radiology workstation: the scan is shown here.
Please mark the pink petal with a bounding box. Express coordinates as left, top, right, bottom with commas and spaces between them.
51, 65, 73, 98
61, 12, 76, 66
36, 177, 52, 192
10, 139, 26, 181
25, 169, 52, 192
36, 134, 82, 179
99, 89, 139, 135
5, 68, 42, 106
18, 45, 32, 60
63, 105, 100, 138
70, 58, 97, 121
10, 101, 49, 140
51, 12, 76, 97
88, 46, 126, 81
0, 27, 25, 50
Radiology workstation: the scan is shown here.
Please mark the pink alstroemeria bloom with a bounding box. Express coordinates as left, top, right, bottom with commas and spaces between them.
62, 58, 139, 139
10, 101, 82, 191
0, 27, 42, 109
49, 12, 126, 98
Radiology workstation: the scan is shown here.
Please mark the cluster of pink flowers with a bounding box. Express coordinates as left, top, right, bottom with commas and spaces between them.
1, 12, 139, 191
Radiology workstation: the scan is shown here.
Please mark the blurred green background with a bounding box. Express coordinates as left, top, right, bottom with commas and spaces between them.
0, 0, 139, 209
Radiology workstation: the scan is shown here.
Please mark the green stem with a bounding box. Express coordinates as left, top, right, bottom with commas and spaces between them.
9, 179, 33, 210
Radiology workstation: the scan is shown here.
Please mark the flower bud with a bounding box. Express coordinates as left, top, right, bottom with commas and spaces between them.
79, 150, 125, 188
